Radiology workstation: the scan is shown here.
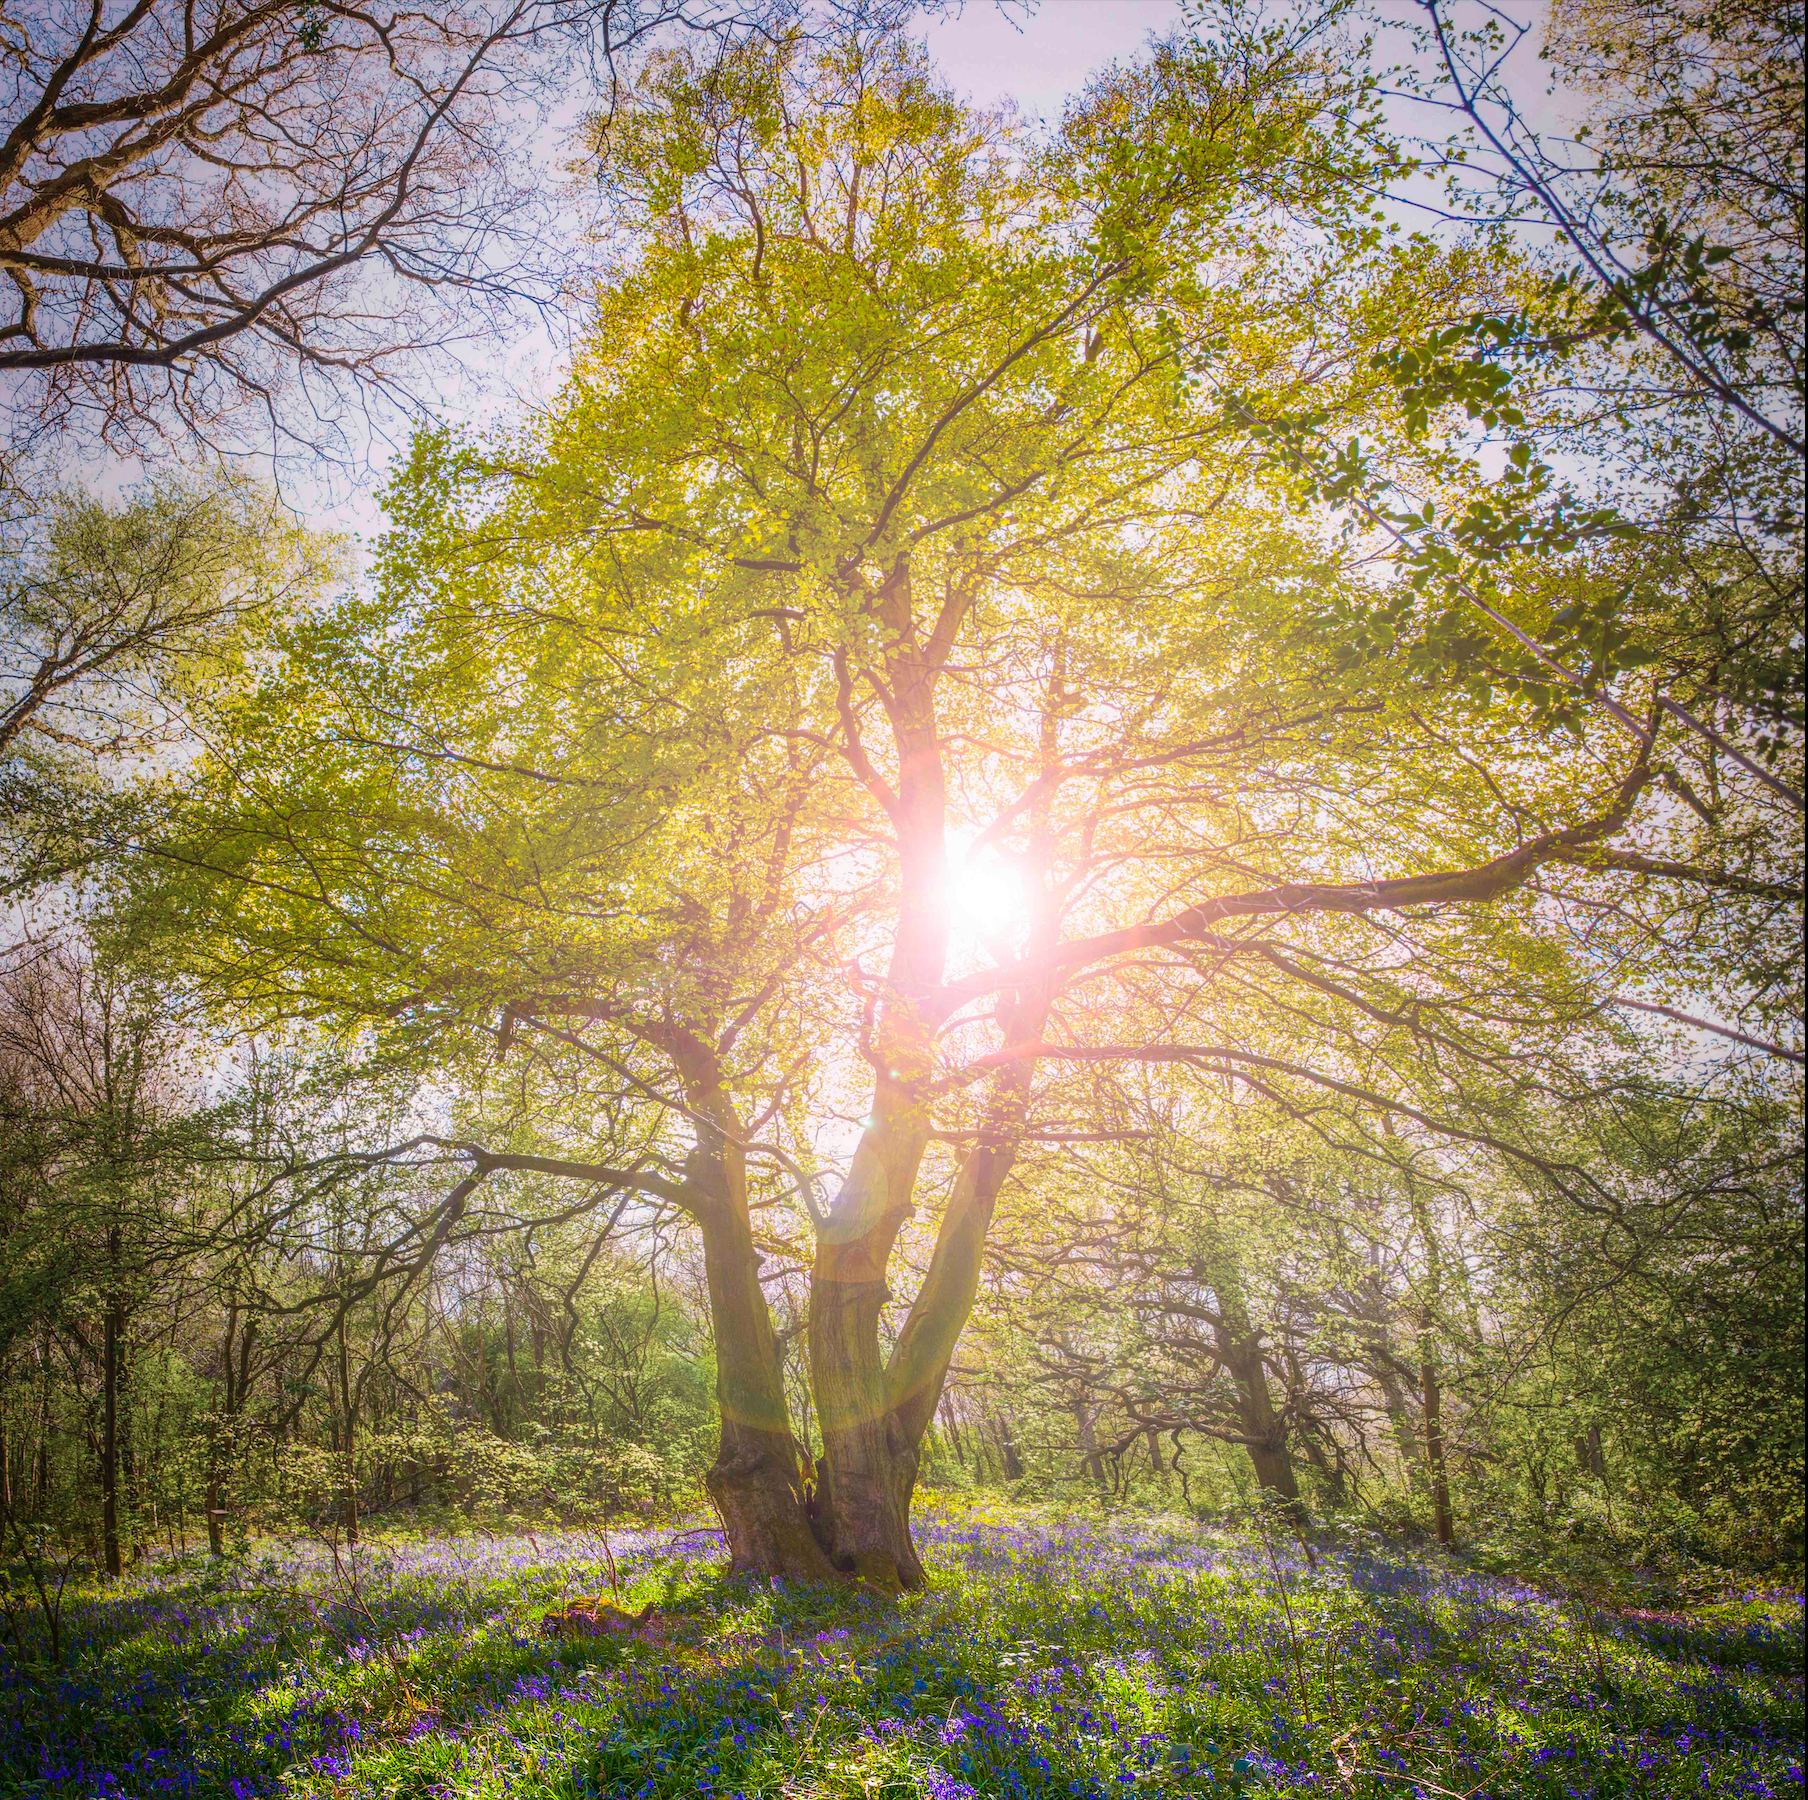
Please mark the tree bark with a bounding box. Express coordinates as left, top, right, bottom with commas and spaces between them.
995, 1413, 1026, 1481
1220, 1334, 1303, 1515
35, 1339, 50, 1511
1411, 1191, 1455, 1546
802, 556, 968, 1593
206, 1305, 253, 1558
1245, 1431, 1303, 1506
685, 1079, 837, 1583
808, 1241, 925, 1590
101, 1281, 124, 1578
336, 1305, 359, 1548
1423, 1353, 1454, 1546
1075, 1401, 1108, 1492
941, 1397, 968, 1468
814, 1009, 1043, 1589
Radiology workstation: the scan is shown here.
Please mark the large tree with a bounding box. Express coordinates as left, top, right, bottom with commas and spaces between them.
131, 16, 1800, 1588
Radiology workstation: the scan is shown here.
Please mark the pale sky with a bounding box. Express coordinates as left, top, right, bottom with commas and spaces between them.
924, 1, 1183, 119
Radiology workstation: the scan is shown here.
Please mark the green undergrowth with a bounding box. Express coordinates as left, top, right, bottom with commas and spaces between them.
0, 1499, 1800, 1798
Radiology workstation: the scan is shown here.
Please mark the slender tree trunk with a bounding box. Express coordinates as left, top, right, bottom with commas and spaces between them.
206, 1305, 243, 1558
35, 1345, 50, 1511
1074, 1401, 1108, 1492
941, 1397, 967, 1469
503, 1298, 519, 1430
1411, 1192, 1456, 1546
1578, 1423, 1609, 1483
101, 1284, 124, 1578
973, 1426, 997, 1481
336, 1308, 359, 1548
1422, 1355, 1454, 1546
121, 1377, 140, 1562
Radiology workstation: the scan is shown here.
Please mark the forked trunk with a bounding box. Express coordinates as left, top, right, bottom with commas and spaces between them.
806, 1123, 1031, 1592
810, 1255, 926, 1591
705, 1417, 836, 1579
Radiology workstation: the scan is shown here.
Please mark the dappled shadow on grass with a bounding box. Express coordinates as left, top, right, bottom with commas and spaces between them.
1604, 1606, 1807, 1678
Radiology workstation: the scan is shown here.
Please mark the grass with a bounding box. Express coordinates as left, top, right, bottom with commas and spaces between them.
0, 1499, 1800, 1798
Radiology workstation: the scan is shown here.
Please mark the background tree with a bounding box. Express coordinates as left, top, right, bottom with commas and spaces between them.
0, 0, 734, 470
0, 942, 204, 1576
0, 474, 331, 894
1231, 0, 1803, 825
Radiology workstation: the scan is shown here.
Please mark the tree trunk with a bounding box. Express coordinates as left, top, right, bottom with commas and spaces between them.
1222, 1340, 1303, 1513
1206, 1268, 1304, 1519
336, 1308, 359, 1548
995, 1413, 1026, 1480
801, 569, 987, 1594
1422, 1354, 1454, 1546
941, 1397, 968, 1468
808, 1247, 925, 1590
101, 1288, 124, 1578
1245, 1431, 1303, 1506
35, 1347, 49, 1509
695, 1178, 836, 1582
121, 1378, 141, 1563
812, 1073, 1039, 1590
1577, 1423, 1609, 1483
1411, 1191, 1455, 1546
206, 1304, 250, 1558
1075, 1401, 1108, 1492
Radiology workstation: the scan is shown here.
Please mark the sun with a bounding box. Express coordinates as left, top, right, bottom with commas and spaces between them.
945, 850, 1029, 943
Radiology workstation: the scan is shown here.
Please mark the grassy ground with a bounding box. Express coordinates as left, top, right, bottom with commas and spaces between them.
0, 1499, 1800, 1798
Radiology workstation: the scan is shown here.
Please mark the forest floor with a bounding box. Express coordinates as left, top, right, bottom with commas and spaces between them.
0, 1499, 1800, 1799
